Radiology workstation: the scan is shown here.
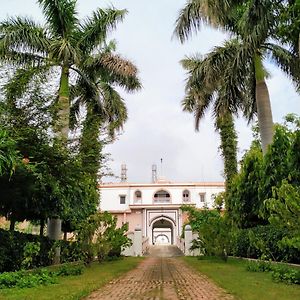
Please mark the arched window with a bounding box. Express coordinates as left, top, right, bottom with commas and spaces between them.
154, 190, 171, 203
182, 190, 190, 202
134, 190, 142, 203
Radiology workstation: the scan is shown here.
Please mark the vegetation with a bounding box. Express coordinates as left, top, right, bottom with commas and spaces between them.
0, 0, 139, 264
183, 257, 300, 300
246, 260, 300, 285
175, 0, 300, 156
0, 264, 84, 289
76, 212, 132, 265
182, 115, 300, 264
0, 258, 143, 300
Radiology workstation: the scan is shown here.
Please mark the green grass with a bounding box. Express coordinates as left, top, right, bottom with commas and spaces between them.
183, 256, 300, 300
0, 257, 144, 300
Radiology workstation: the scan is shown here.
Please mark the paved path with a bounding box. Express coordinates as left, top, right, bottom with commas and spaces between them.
85, 247, 234, 300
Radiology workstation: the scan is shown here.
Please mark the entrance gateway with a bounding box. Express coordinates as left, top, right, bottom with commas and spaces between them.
146, 209, 181, 245
99, 166, 225, 254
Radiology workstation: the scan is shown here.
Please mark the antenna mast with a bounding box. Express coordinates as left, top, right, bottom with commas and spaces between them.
121, 164, 127, 182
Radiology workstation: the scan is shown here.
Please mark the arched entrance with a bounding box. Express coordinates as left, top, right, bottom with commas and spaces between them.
152, 218, 174, 245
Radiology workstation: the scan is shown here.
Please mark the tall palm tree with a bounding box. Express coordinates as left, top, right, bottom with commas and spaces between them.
70, 48, 141, 178
0, 0, 130, 263
181, 48, 243, 186
175, 0, 300, 153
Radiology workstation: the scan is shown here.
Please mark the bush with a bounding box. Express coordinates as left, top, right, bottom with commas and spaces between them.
230, 225, 300, 263
0, 229, 54, 272
246, 260, 273, 272
0, 263, 83, 289
271, 265, 300, 285
246, 260, 300, 285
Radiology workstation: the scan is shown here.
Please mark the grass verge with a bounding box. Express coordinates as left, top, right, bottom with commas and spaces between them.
0, 257, 143, 300
182, 256, 300, 300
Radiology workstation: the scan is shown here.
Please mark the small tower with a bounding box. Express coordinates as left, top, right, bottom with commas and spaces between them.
152, 164, 157, 183
121, 164, 127, 182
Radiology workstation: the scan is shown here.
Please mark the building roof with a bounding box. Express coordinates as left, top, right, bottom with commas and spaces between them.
99, 181, 225, 189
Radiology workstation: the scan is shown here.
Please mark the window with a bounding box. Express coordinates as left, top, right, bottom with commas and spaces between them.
119, 195, 126, 204
182, 190, 190, 202
134, 190, 142, 203
199, 193, 206, 203
154, 190, 171, 203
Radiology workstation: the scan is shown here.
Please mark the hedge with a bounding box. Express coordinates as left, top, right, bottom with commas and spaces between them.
230, 225, 300, 264
0, 229, 54, 272
0, 229, 84, 273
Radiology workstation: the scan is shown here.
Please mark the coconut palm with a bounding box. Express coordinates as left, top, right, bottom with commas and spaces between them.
0, 0, 129, 263
175, 0, 300, 153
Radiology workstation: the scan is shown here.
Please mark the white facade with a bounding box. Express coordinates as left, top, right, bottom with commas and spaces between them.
99, 177, 224, 247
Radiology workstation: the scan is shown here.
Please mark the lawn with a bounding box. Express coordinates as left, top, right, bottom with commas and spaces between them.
183, 256, 300, 300
0, 257, 143, 300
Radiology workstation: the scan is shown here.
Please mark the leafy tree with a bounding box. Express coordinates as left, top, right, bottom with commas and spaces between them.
226, 145, 264, 228
276, 0, 300, 56
175, 0, 300, 153
76, 212, 131, 264
265, 181, 300, 251
0, 0, 128, 253
0, 127, 19, 176
226, 114, 300, 228
182, 205, 231, 260
0, 1, 137, 264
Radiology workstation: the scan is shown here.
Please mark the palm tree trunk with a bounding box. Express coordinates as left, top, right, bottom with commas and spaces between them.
54, 65, 70, 143
255, 79, 274, 154
48, 64, 70, 264
216, 112, 238, 188
254, 55, 274, 154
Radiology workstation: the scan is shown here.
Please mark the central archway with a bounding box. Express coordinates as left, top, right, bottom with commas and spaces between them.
152, 218, 174, 245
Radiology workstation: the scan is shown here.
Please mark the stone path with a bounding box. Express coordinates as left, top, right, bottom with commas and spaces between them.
85, 254, 234, 299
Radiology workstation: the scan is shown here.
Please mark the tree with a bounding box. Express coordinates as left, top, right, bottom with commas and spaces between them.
0, 0, 131, 263
71, 46, 141, 179
226, 145, 264, 228
0, 127, 19, 176
76, 212, 132, 264
182, 205, 231, 260
265, 181, 300, 251
175, 0, 300, 154
276, 0, 300, 57
181, 50, 240, 187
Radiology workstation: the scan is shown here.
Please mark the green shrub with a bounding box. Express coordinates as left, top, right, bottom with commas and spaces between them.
0, 229, 54, 272
271, 266, 300, 285
0, 263, 84, 289
246, 260, 273, 272
0, 229, 86, 272
230, 225, 300, 263
56, 264, 83, 276
246, 260, 300, 285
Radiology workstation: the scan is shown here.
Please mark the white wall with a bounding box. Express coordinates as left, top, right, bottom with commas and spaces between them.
100, 184, 224, 210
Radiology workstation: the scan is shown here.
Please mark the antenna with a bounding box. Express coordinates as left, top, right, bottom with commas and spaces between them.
152, 164, 157, 183
121, 164, 127, 182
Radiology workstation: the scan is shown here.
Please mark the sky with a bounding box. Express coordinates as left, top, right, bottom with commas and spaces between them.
1, 0, 299, 183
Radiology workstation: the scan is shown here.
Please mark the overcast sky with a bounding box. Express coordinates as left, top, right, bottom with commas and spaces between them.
1, 1, 299, 183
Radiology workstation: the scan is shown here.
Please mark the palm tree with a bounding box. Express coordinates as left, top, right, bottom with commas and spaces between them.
181, 48, 242, 186
0, 0, 130, 263
71, 48, 141, 178
175, 0, 300, 153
